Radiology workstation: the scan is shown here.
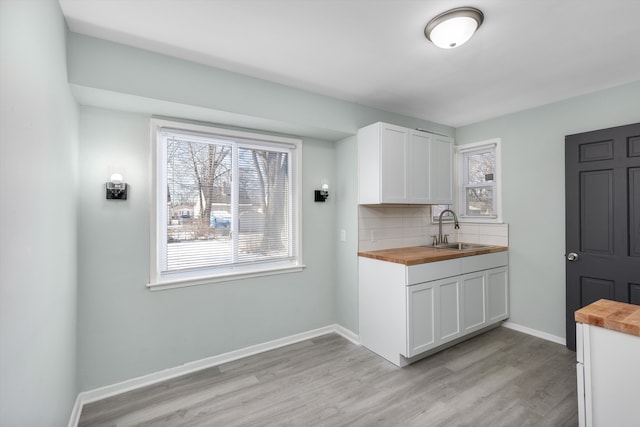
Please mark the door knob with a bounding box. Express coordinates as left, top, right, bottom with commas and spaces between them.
567, 252, 579, 262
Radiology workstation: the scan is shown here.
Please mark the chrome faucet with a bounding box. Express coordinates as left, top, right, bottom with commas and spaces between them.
436, 209, 460, 245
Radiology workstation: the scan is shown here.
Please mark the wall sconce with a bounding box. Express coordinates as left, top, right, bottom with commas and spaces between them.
314, 180, 329, 202
106, 173, 128, 200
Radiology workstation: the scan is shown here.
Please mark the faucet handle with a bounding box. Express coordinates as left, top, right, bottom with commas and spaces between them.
443, 234, 449, 244
431, 235, 438, 246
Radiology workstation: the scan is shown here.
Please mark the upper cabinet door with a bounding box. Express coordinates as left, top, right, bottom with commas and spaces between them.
380, 125, 409, 203
358, 122, 453, 205
409, 130, 432, 204
358, 122, 409, 204
429, 134, 454, 204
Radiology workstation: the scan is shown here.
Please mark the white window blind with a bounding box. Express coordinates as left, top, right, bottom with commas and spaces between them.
150, 120, 303, 289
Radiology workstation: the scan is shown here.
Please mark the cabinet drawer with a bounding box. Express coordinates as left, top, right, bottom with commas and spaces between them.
407, 258, 460, 285
460, 252, 508, 273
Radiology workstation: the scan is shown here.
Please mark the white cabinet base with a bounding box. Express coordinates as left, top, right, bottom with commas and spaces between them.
359, 252, 509, 367
576, 323, 640, 427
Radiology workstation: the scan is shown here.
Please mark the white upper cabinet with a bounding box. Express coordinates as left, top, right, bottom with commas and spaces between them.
408, 130, 432, 203
429, 134, 454, 203
358, 122, 453, 204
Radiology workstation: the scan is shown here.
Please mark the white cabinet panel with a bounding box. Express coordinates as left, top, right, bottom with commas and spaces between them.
406, 282, 437, 357
577, 323, 640, 427
409, 131, 431, 203
358, 257, 407, 366
461, 271, 486, 333
438, 277, 461, 343
407, 258, 460, 285
407, 276, 461, 357
460, 252, 508, 273
487, 267, 509, 322
380, 125, 408, 203
429, 134, 454, 203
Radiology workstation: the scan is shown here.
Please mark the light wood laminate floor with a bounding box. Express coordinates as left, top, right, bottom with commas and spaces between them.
78, 327, 578, 426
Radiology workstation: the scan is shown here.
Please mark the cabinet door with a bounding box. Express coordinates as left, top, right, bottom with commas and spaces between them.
437, 276, 461, 343
380, 125, 409, 203
461, 271, 487, 333
429, 135, 454, 204
406, 281, 437, 357
487, 267, 509, 323
408, 131, 431, 203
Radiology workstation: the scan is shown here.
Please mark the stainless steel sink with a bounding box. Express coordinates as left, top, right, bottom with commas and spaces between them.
432, 242, 494, 251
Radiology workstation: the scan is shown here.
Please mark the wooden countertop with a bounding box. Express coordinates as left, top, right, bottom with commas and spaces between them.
575, 299, 640, 337
357, 244, 508, 266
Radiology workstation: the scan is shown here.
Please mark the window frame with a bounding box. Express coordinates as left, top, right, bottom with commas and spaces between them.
455, 138, 502, 223
148, 118, 304, 291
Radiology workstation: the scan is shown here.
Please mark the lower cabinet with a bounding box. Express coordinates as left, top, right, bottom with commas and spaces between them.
359, 252, 509, 367
576, 322, 640, 426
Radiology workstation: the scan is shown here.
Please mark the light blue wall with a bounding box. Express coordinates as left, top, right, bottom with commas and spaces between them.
334, 136, 359, 331
68, 33, 453, 141
70, 35, 453, 390
456, 81, 640, 340
77, 107, 340, 390
0, 0, 79, 425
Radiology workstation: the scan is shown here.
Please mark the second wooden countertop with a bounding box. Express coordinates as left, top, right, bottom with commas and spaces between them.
358, 244, 508, 266
575, 299, 640, 337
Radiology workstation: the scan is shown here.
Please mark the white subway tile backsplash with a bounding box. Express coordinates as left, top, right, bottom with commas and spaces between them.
403, 217, 424, 228
403, 236, 426, 247
459, 224, 480, 234
358, 216, 383, 229
358, 205, 508, 251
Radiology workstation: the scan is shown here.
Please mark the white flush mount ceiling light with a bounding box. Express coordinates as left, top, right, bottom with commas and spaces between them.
425, 7, 484, 49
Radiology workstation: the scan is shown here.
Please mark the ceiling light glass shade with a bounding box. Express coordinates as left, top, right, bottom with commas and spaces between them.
425, 7, 484, 49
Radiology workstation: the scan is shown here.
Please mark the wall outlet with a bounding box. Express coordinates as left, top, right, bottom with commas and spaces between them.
340, 229, 346, 241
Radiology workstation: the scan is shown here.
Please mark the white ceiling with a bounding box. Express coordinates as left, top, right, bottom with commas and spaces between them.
59, 0, 640, 128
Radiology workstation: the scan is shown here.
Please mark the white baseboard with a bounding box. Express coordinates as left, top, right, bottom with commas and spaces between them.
502, 321, 566, 346
67, 394, 83, 427
334, 323, 360, 345
67, 321, 566, 426
69, 323, 359, 426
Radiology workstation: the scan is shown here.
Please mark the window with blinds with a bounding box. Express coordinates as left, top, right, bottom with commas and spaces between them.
149, 119, 303, 289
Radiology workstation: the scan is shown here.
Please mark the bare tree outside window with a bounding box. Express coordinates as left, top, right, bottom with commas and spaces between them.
162, 132, 294, 273
151, 120, 301, 288
248, 149, 289, 255
433, 140, 500, 226
464, 150, 495, 217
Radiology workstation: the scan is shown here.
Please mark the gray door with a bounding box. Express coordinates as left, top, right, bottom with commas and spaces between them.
565, 122, 640, 350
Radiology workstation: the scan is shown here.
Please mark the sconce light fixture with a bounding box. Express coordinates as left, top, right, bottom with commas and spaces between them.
106, 173, 128, 200
314, 180, 329, 202
424, 6, 484, 49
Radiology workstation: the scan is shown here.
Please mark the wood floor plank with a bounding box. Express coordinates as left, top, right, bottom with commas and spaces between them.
78, 327, 578, 426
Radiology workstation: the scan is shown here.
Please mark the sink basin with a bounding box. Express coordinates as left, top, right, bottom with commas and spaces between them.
432, 242, 494, 251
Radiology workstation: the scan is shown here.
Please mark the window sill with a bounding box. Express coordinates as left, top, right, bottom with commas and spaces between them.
147, 264, 306, 291
458, 217, 502, 224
